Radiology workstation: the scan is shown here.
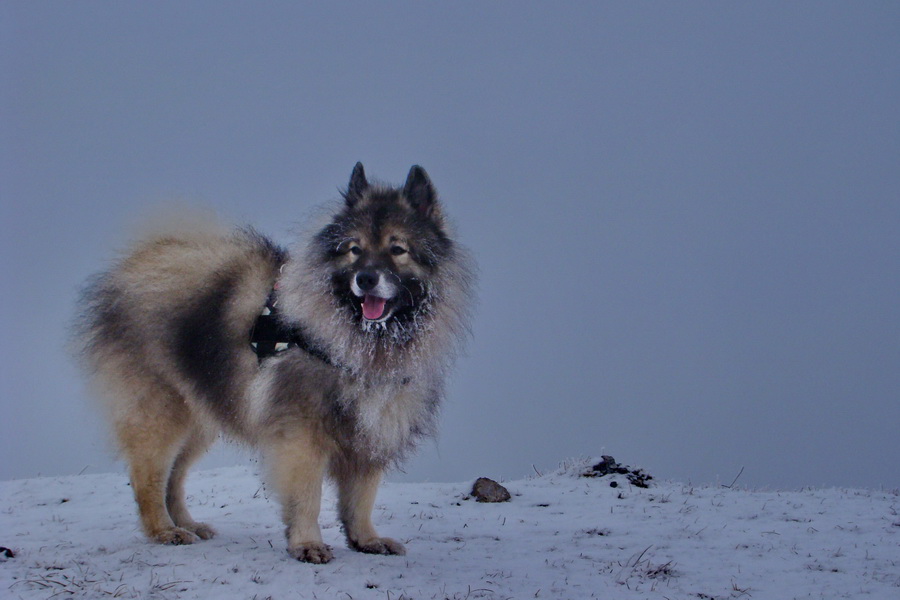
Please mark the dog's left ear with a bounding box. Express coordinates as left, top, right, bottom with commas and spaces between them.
403, 165, 438, 218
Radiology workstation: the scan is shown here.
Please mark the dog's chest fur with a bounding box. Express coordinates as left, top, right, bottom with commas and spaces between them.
335, 375, 436, 464
248, 349, 438, 466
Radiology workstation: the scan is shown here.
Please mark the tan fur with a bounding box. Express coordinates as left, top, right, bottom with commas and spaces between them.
76, 165, 475, 563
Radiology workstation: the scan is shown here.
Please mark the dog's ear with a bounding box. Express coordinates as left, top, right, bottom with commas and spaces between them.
403, 165, 438, 218
344, 162, 369, 206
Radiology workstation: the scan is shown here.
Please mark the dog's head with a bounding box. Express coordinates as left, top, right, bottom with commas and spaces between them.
313, 163, 454, 333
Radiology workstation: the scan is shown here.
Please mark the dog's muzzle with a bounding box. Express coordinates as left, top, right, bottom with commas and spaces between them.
351, 271, 397, 321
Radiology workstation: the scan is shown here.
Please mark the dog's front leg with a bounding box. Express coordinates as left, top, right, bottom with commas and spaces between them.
266, 428, 333, 564
335, 463, 406, 556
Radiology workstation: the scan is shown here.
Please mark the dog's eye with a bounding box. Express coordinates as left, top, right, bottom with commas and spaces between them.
349, 245, 362, 256
390, 245, 407, 256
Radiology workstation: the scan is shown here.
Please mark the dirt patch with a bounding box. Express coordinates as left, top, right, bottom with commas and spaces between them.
582, 455, 654, 488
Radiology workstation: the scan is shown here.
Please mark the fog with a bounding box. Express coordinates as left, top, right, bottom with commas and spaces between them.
2, 2, 898, 490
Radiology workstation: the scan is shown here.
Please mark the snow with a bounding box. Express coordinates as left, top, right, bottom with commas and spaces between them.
1, 458, 898, 599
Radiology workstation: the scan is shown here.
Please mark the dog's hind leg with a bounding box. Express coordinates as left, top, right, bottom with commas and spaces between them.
165, 426, 217, 540
114, 378, 202, 545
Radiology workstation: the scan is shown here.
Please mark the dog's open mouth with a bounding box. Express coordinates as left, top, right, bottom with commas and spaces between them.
361, 294, 390, 321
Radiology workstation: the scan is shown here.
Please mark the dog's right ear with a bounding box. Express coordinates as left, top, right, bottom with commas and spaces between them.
343, 162, 369, 206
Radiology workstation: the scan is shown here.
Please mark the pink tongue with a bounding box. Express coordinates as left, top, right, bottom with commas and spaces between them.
362, 295, 387, 320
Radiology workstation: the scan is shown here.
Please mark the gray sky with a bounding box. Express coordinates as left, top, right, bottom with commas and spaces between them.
2, 2, 898, 490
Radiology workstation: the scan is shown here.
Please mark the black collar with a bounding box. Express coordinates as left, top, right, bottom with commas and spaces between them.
249, 290, 342, 369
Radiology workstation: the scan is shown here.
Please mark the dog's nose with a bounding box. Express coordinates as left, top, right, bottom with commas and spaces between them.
355, 271, 379, 292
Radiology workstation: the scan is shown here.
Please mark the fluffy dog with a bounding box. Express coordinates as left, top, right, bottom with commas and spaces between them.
76, 164, 475, 563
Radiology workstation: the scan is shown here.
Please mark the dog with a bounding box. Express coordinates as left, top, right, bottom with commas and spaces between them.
75, 163, 475, 563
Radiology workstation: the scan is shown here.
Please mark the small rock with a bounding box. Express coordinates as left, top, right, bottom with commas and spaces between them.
471, 477, 511, 503
0, 547, 14, 560
626, 469, 653, 489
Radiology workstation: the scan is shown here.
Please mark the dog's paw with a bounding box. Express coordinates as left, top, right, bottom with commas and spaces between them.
351, 537, 406, 556
152, 527, 201, 545
183, 522, 217, 540
288, 542, 334, 564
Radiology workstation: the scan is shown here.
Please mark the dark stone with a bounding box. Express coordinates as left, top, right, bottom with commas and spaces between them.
471, 477, 511, 503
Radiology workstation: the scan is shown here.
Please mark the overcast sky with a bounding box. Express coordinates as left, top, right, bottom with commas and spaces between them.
2, 2, 898, 490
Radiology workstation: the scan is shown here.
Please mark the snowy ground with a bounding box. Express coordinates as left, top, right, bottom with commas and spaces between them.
1, 459, 898, 599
